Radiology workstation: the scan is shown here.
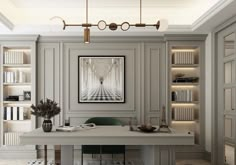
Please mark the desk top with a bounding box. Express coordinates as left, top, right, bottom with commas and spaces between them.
20, 126, 194, 145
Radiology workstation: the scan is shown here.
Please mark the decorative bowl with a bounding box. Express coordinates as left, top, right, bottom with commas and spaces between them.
138, 126, 157, 133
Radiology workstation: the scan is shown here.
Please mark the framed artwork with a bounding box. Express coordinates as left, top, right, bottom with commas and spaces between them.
78, 56, 125, 103
23, 91, 31, 100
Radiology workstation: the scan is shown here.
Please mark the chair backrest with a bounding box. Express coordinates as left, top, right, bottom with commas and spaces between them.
85, 117, 123, 126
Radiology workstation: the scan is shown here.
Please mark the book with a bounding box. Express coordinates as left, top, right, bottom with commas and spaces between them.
6, 107, 12, 120
4, 107, 7, 120
19, 107, 24, 120
13, 107, 18, 120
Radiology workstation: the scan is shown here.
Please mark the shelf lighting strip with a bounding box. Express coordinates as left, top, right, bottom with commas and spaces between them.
171, 85, 196, 88
171, 103, 197, 106
171, 68, 197, 70
172, 121, 196, 124
5, 85, 31, 88
171, 49, 196, 52
6, 49, 31, 52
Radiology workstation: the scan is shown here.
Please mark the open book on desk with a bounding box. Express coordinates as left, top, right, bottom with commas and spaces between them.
56, 123, 96, 132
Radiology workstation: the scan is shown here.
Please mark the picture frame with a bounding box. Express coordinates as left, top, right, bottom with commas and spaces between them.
78, 56, 125, 103
23, 91, 31, 101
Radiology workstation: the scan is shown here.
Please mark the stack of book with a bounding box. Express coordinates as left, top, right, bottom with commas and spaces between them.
173, 77, 199, 83
173, 107, 195, 121
4, 51, 25, 64
3, 107, 26, 120
3, 71, 26, 83
173, 51, 195, 64
172, 90, 193, 102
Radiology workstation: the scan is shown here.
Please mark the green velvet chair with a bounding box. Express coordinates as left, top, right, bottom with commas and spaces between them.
81, 117, 126, 165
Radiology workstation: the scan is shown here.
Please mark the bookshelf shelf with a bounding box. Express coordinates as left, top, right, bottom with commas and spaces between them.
171, 101, 199, 104
171, 83, 199, 86
172, 120, 196, 124
3, 83, 31, 86
171, 64, 199, 68
3, 64, 31, 68
3, 120, 31, 123
3, 101, 32, 104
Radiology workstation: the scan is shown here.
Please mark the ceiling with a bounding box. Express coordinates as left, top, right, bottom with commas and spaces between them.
0, 0, 236, 35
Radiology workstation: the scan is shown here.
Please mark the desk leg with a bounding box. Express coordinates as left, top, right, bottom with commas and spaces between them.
61, 145, 74, 165
44, 145, 47, 165
54, 145, 61, 165
141, 145, 175, 165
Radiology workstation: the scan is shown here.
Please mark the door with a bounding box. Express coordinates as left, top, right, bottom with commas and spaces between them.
217, 26, 236, 165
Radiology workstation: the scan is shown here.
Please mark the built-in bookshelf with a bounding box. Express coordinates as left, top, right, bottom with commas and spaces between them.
0, 36, 37, 158
171, 47, 200, 123
167, 39, 205, 147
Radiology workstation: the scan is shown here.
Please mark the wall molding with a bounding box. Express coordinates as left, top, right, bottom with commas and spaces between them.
0, 12, 14, 31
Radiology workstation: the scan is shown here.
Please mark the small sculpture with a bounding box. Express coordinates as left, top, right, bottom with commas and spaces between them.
157, 105, 171, 133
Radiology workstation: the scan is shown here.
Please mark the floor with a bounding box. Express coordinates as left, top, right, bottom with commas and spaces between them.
81, 85, 122, 101
225, 144, 235, 165
176, 159, 210, 165
0, 159, 211, 165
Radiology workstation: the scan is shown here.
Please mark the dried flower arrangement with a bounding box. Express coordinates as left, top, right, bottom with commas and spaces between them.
31, 98, 61, 119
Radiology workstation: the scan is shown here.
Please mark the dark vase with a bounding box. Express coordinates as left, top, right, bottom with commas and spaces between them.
42, 118, 52, 132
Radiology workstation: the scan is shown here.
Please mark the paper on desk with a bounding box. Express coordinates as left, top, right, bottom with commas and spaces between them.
56, 123, 96, 132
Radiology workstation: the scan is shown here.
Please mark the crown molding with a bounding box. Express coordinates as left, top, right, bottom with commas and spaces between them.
213, 14, 236, 33
191, 0, 234, 31
0, 12, 14, 31
0, 35, 39, 41
164, 34, 207, 41
38, 35, 165, 43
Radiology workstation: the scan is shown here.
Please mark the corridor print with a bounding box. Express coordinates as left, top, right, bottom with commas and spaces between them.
78, 56, 125, 103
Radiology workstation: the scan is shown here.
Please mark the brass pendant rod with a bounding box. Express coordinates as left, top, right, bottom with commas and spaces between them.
86, 0, 88, 24
140, 0, 142, 23
63, 23, 159, 28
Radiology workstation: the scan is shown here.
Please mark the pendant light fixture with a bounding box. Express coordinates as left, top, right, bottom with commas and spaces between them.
51, 0, 168, 43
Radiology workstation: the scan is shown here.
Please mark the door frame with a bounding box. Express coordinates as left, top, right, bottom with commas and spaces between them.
213, 16, 236, 165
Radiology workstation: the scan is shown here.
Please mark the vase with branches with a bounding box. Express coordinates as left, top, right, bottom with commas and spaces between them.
31, 98, 61, 132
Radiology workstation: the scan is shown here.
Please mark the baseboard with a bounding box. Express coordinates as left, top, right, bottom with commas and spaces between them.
204, 151, 211, 162
176, 150, 211, 161
176, 152, 205, 159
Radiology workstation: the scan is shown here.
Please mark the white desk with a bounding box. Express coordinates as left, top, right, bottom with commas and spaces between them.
20, 126, 194, 165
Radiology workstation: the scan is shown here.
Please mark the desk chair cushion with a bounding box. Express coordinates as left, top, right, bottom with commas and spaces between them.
85, 117, 123, 126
